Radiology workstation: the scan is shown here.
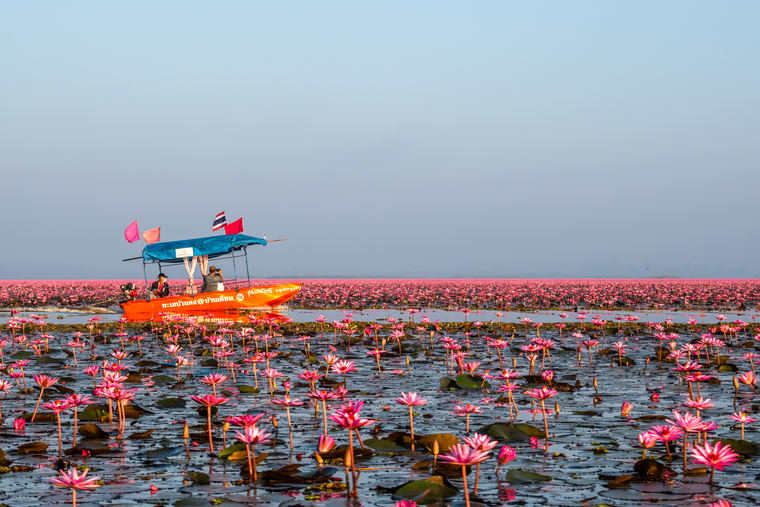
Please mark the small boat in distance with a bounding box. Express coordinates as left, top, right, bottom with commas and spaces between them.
120, 233, 301, 321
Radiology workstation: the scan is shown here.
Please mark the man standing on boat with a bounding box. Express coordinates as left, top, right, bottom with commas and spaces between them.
202, 266, 223, 292
149, 273, 170, 299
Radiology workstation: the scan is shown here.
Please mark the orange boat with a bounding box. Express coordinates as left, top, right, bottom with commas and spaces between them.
120, 233, 301, 321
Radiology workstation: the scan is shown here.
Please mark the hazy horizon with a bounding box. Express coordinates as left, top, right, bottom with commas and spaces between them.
2, 1, 758, 280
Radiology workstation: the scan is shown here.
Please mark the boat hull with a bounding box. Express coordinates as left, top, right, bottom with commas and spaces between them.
121, 283, 302, 320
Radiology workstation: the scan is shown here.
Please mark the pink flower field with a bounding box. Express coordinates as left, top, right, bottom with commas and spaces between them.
1, 279, 760, 310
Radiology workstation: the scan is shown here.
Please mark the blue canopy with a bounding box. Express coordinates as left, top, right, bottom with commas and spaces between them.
142, 234, 267, 264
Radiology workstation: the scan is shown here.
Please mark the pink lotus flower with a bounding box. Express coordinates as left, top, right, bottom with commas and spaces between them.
637, 431, 658, 458
683, 397, 714, 416
691, 440, 739, 483
439, 444, 491, 507
226, 414, 265, 428
524, 386, 558, 401
191, 394, 228, 454
495, 445, 517, 474
51, 467, 101, 506
235, 425, 272, 445
395, 392, 427, 450
235, 425, 272, 482
667, 410, 704, 433
394, 392, 427, 406
621, 402, 633, 416
462, 433, 498, 452
13, 417, 25, 431
328, 408, 376, 430
318, 434, 335, 453
200, 373, 228, 395
530, 436, 552, 449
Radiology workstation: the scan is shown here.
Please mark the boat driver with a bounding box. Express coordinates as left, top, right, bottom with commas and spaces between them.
149, 273, 170, 299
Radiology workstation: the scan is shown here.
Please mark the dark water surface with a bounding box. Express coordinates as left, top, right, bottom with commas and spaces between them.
0, 319, 758, 506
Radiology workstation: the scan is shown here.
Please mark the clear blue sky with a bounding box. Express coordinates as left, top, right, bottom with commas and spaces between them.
1, 1, 759, 279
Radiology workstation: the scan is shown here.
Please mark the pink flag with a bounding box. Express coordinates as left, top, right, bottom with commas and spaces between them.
224, 218, 244, 235
143, 227, 161, 244
124, 220, 140, 243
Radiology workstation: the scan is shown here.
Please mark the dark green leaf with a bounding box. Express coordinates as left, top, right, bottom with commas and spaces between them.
156, 397, 186, 408
395, 480, 458, 502
506, 469, 552, 484
187, 471, 210, 485
218, 443, 247, 459
455, 374, 491, 390
364, 438, 408, 452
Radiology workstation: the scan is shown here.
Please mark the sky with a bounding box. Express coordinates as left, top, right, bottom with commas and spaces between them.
1, 1, 759, 280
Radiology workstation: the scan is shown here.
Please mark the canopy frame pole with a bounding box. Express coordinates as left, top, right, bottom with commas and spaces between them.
232, 250, 239, 291
142, 260, 149, 300
244, 247, 251, 288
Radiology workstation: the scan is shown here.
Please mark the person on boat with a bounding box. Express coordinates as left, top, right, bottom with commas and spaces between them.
202, 266, 224, 292
149, 273, 170, 299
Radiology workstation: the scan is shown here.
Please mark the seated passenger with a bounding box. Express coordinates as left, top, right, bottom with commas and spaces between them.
149, 273, 170, 299
202, 266, 224, 292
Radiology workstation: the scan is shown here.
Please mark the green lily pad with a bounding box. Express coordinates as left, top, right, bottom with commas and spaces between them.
364, 438, 408, 453
151, 375, 176, 384
17, 442, 48, 454
53, 385, 74, 394
478, 423, 545, 440
506, 468, 552, 484
395, 480, 458, 502
455, 374, 491, 390
79, 423, 109, 439
718, 363, 738, 372
439, 377, 458, 390
174, 499, 210, 507
419, 433, 459, 453
513, 423, 546, 438
187, 471, 210, 485
715, 439, 759, 455
237, 385, 260, 394
36, 356, 65, 364
10, 351, 33, 359
145, 446, 184, 460
156, 397, 186, 408
201, 359, 218, 367
218, 443, 248, 459
79, 408, 109, 421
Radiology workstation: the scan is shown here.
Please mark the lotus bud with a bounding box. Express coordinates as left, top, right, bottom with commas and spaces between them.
344, 447, 352, 468
554, 401, 560, 415
183, 421, 189, 439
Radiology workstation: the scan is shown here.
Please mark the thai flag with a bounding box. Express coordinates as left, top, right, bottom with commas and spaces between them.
212, 211, 227, 231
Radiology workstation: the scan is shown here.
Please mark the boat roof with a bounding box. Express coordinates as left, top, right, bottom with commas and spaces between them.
142, 234, 267, 264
